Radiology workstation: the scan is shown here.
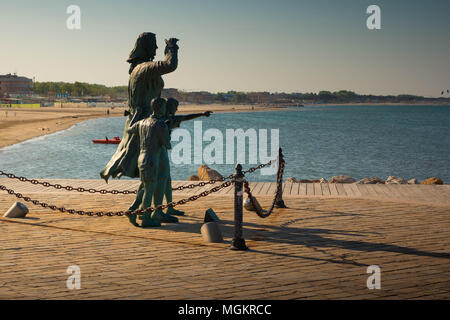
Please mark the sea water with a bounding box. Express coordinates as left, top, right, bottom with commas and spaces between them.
0, 105, 449, 183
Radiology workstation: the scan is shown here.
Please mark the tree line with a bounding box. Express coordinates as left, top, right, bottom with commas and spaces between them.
33, 82, 449, 104
32, 82, 127, 99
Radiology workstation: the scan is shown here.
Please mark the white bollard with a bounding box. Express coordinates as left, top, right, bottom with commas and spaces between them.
3, 202, 29, 218
200, 222, 223, 243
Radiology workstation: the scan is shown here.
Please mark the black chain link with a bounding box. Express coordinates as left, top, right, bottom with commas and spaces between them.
0, 180, 232, 217
0, 160, 273, 194
243, 155, 285, 218
0, 159, 275, 217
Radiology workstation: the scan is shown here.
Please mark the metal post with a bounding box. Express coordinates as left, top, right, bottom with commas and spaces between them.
230, 164, 248, 251
275, 148, 287, 208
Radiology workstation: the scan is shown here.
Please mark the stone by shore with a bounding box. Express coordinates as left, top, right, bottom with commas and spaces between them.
287, 175, 445, 185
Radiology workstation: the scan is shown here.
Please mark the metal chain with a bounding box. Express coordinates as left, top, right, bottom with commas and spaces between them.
0, 160, 273, 194
243, 156, 285, 218
0, 180, 232, 217
0, 171, 137, 195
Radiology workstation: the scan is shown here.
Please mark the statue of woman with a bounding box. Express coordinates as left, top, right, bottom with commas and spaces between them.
100, 33, 179, 182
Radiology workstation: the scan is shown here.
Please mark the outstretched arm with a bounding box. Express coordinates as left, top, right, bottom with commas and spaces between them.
174, 111, 212, 123
144, 38, 179, 76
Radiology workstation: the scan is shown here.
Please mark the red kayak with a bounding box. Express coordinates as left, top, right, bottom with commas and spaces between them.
92, 136, 121, 144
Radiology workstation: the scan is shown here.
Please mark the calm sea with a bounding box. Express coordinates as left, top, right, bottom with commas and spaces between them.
0, 105, 449, 183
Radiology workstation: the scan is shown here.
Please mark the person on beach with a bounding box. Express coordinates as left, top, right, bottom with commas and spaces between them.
127, 98, 213, 219
100, 33, 179, 182
126, 98, 172, 228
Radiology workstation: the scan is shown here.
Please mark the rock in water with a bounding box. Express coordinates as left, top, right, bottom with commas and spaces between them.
385, 176, 407, 184
286, 177, 297, 183
407, 178, 419, 184
200, 222, 223, 243
358, 177, 385, 184
197, 164, 224, 181
188, 174, 200, 181
3, 202, 28, 218
421, 177, 443, 185
329, 175, 357, 183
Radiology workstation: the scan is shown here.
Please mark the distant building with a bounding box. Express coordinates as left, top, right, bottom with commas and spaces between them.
0, 74, 33, 96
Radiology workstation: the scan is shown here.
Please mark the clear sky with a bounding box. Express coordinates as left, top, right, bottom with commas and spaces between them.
0, 0, 449, 96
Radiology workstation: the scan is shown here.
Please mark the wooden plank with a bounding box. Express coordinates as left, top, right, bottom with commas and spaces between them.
283, 182, 294, 196
354, 184, 370, 198
292, 182, 301, 196
412, 185, 445, 203
348, 183, 362, 197
314, 183, 322, 196
395, 185, 420, 201
299, 183, 307, 196
342, 183, 356, 197
252, 182, 266, 195
335, 184, 347, 197
370, 184, 390, 199
306, 183, 314, 196
321, 183, 331, 196
266, 182, 277, 196
404, 185, 430, 202
383, 184, 404, 200
328, 183, 339, 197
364, 184, 381, 198
260, 182, 272, 196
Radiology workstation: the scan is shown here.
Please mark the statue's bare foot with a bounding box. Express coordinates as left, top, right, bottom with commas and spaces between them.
166, 207, 185, 216
127, 214, 139, 227
152, 209, 178, 223
162, 213, 179, 223
139, 213, 161, 228
150, 209, 165, 223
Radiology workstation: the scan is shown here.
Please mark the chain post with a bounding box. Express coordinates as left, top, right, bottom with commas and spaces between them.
230, 164, 248, 251
275, 148, 287, 208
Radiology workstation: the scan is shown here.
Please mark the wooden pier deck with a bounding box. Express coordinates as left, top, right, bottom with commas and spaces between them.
0, 178, 449, 300
1, 178, 449, 206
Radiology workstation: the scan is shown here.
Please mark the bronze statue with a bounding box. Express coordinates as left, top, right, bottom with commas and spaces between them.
127, 98, 212, 225
100, 33, 179, 182
127, 98, 171, 227
161, 98, 212, 217
99, 33, 215, 227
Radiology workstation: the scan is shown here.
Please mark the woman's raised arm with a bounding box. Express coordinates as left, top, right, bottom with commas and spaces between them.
144, 38, 179, 76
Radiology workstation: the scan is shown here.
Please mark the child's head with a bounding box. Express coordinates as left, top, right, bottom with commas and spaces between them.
166, 98, 179, 115
151, 98, 166, 116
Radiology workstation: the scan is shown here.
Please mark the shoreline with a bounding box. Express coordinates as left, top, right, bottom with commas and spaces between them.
1, 102, 448, 150
307, 102, 450, 107
0, 104, 287, 149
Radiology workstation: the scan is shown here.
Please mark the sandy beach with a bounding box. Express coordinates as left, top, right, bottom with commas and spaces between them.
0, 104, 286, 149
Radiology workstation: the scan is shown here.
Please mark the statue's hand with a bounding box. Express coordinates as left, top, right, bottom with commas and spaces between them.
204, 111, 213, 117
165, 38, 179, 50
